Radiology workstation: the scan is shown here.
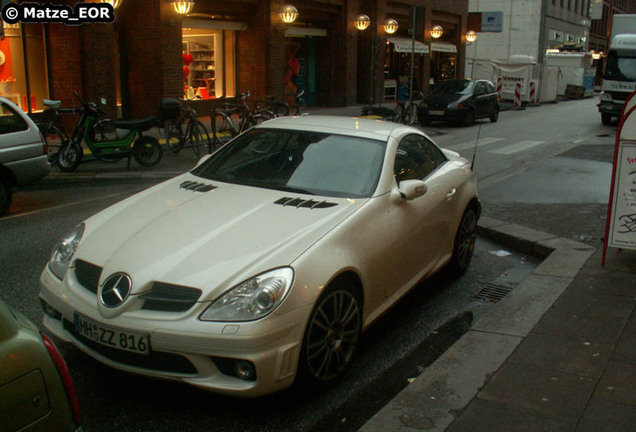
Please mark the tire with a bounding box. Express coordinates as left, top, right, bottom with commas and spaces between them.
212, 112, 236, 148
601, 113, 612, 125
489, 108, 499, 123
37, 124, 65, 167
187, 121, 211, 157
406, 103, 417, 125
133, 137, 163, 167
0, 175, 11, 217
297, 279, 362, 387
463, 110, 475, 127
57, 142, 82, 173
448, 207, 478, 276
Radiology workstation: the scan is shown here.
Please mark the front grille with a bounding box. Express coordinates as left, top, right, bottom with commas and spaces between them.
608, 91, 629, 102
140, 283, 202, 312
74, 260, 102, 294
274, 197, 338, 209
63, 319, 197, 375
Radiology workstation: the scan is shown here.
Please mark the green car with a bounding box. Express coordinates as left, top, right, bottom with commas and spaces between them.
0, 300, 81, 431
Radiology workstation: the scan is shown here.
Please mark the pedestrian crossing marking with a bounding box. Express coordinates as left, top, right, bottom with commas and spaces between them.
490, 140, 545, 155
445, 137, 505, 151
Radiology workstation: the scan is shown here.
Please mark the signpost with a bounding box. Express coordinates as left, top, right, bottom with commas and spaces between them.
602, 89, 636, 265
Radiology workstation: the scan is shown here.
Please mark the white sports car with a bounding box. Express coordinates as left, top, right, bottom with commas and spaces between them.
39, 116, 480, 397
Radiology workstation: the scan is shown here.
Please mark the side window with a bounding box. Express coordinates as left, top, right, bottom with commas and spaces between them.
0, 102, 29, 135
394, 134, 447, 184
486, 81, 496, 93
475, 82, 487, 96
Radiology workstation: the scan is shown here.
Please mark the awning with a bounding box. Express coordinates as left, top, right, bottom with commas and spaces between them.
182, 18, 247, 31
431, 41, 457, 53
387, 37, 429, 54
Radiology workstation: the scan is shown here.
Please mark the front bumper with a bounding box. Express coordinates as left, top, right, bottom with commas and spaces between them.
39, 266, 311, 397
598, 101, 624, 116
418, 106, 468, 123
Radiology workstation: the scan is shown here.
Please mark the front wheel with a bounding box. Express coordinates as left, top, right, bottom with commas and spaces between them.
57, 142, 82, 172
133, 137, 163, 167
297, 280, 362, 387
601, 113, 612, 125
0, 175, 12, 216
448, 207, 478, 276
463, 110, 475, 127
490, 108, 499, 123
188, 121, 211, 157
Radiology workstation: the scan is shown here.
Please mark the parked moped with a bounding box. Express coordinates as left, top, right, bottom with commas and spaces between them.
57, 92, 171, 172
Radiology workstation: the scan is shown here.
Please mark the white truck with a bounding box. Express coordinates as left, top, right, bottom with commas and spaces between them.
598, 14, 636, 125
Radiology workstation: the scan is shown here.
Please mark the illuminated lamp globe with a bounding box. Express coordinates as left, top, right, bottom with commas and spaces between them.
465, 30, 477, 43
100, 0, 122, 9
280, 5, 299, 24
354, 14, 371, 31
383, 19, 399, 35
431, 25, 444, 39
172, 0, 195, 15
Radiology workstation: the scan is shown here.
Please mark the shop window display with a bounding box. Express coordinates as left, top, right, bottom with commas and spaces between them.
0, 23, 49, 113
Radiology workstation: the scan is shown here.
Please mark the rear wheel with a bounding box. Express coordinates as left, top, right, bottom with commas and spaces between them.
57, 142, 82, 173
490, 108, 499, 123
297, 279, 362, 387
37, 124, 65, 167
133, 137, 163, 167
187, 121, 211, 157
0, 175, 11, 216
601, 113, 612, 125
448, 208, 478, 276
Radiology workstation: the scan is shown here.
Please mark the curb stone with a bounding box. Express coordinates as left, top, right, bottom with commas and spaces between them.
359, 218, 595, 432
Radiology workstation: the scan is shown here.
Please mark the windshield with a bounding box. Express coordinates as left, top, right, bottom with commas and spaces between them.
605, 49, 636, 81
432, 79, 474, 95
192, 128, 386, 198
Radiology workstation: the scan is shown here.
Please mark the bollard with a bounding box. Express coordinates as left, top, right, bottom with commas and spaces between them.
529, 81, 536, 105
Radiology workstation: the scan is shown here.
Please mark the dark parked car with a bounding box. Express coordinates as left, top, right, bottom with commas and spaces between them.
418, 79, 500, 126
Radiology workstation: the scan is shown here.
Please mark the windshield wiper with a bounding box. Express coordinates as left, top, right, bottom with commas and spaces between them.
270, 185, 315, 195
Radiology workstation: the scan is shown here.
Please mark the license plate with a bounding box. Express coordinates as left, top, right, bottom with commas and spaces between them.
429, 110, 445, 116
74, 313, 150, 355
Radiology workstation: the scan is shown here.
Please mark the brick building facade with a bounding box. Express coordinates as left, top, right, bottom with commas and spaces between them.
0, 0, 470, 118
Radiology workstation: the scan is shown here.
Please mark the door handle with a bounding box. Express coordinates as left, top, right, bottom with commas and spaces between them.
447, 188, 457, 199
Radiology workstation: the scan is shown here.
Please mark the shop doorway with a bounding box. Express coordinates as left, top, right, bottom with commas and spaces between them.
285, 38, 317, 106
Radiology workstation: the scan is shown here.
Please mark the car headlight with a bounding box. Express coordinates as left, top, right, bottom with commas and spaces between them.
600, 91, 613, 102
199, 267, 294, 322
49, 224, 85, 280
448, 102, 466, 109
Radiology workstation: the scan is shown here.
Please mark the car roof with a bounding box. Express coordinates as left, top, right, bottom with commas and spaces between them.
255, 115, 414, 140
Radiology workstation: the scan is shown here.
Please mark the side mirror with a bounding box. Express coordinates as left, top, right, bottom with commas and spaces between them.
195, 154, 212, 167
398, 179, 427, 200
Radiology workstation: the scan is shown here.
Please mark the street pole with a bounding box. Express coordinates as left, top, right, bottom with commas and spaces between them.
369, 22, 377, 107
408, 6, 416, 119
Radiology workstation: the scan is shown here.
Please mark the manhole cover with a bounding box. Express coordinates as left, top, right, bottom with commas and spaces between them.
475, 283, 513, 303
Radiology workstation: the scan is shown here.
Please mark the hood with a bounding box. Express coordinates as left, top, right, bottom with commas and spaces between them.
76, 173, 364, 301
425, 93, 467, 107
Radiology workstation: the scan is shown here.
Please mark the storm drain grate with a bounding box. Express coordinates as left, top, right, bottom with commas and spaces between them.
475, 283, 513, 303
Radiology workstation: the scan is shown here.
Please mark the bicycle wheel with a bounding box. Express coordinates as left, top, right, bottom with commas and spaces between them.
393, 104, 404, 123
186, 121, 210, 158
195, 121, 212, 155
165, 119, 184, 154
212, 112, 236, 147
403, 103, 417, 126
252, 110, 273, 127
37, 124, 65, 167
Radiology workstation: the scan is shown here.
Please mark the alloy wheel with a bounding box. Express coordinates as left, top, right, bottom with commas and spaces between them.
457, 210, 477, 270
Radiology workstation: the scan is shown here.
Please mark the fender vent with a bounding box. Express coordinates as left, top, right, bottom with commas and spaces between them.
274, 197, 338, 209
180, 181, 217, 193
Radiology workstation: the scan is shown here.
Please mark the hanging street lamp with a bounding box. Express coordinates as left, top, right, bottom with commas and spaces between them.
383, 18, 398, 35
354, 14, 371, 31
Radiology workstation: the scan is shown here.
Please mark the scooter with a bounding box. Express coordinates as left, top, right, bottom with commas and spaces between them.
57, 92, 165, 172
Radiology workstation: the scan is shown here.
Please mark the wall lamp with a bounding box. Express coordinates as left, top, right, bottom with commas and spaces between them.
383, 18, 398, 35
280, 4, 299, 24
431, 25, 443, 39
354, 14, 371, 31
465, 30, 477, 43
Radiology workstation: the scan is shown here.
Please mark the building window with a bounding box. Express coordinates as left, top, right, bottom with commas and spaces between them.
182, 26, 236, 99
0, 23, 49, 113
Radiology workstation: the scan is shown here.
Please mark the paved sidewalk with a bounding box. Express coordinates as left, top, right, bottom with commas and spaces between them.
361, 217, 636, 431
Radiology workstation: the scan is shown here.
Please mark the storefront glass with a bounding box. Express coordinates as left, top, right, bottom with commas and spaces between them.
182, 27, 235, 99
0, 23, 49, 113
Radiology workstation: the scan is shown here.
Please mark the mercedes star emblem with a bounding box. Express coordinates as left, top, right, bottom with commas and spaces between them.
100, 273, 132, 308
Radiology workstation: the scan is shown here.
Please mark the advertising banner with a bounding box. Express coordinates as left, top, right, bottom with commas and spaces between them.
491, 61, 533, 101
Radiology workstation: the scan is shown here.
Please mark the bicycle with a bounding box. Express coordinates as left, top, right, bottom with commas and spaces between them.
164, 100, 212, 157
394, 90, 424, 126
211, 91, 272, 146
